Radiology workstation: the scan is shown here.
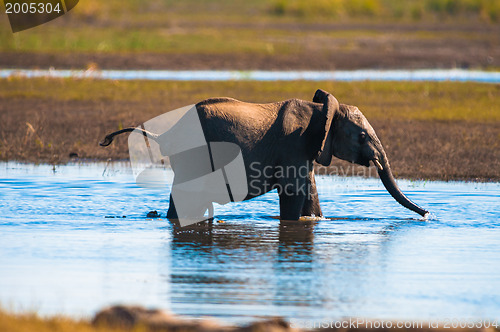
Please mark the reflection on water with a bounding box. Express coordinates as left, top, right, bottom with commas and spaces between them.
0, 162, 499, 323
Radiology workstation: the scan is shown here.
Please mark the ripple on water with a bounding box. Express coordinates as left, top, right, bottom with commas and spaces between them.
0, 162, 499, 323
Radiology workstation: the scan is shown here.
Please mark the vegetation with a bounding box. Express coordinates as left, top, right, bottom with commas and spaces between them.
0, 309, 116, 332
2, 308, 500, 332
40, 0, 500, 23
270, 0, 500, 21
1, 78, 498, 121
0, 0, 498, 57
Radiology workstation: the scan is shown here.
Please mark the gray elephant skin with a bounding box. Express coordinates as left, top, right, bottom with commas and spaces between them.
100, 89, 428, 220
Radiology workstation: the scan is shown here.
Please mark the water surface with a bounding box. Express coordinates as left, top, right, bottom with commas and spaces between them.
0, 162, 499, 324
1, 68, 500, 83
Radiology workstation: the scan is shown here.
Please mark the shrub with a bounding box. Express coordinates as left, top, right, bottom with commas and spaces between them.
269, 0, 500, 22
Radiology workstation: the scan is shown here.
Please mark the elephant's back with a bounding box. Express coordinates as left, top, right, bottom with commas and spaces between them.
195, 97, 282, 144
196, 97, 281, 120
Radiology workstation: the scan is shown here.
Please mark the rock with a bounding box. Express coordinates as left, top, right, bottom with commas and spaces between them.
147, 210, 161, 218
92, 305, 229, 332
242, 318, 292, 332
92, 306, 294, 332
92, 305, 174, 330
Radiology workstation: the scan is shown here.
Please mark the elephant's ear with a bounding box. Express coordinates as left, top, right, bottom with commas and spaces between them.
313, 89, 339, 166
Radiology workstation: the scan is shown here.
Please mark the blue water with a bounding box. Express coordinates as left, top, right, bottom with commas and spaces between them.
0, 162, 499, 323
1, 68, 500, 83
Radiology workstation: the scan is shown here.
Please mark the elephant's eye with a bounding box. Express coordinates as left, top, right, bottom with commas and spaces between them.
358, 132, 366, 144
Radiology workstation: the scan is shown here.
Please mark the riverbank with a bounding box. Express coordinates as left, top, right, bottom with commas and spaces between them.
0, 78, 498, 181
2, 305, 499, 332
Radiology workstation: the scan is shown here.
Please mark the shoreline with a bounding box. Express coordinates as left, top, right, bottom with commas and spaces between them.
1, 305, 499, 332
2, 160, 499, 183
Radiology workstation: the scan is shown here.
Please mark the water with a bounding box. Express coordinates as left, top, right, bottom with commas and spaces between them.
1, 68, 500, 83
0, 162, 499, 324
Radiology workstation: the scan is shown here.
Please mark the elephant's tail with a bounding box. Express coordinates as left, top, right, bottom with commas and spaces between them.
99, 127, 159, 147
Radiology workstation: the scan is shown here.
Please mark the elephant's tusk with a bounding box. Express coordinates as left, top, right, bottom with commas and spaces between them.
373, 159, 383, 170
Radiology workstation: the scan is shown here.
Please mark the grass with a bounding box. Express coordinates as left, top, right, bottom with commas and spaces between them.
270, 0, 500, 21
1, 25, 494, 55
0, 26, 292, 54
42, 0, 500, 23
2, 308, 500, 332
0, 78, 499, 181
1, 78, 498, 121
0, 0, 498, 58
0, 309, 117, 332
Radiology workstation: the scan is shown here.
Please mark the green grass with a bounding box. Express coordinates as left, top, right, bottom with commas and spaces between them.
71, 0, 500, 22
0, 0, 498, 56
1, 24, 491, 54
0, 26, 291, 54
42, 0, 500, 22
1, 78, 499, 122
270, 0, 500, 21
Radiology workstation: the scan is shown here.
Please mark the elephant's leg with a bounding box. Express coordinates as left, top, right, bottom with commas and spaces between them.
279, 190, 306, 220
166, 194, 178, 219
301, 170, 323, 217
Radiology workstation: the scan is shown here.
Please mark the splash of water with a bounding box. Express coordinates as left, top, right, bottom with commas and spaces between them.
422, 212, 439, 221
299, 215, 329, 221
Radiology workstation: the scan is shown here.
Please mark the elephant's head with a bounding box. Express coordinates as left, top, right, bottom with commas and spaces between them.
313, 89, 428, 218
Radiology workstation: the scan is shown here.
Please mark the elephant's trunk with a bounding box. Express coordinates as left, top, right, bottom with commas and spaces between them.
373, 156, 429, 218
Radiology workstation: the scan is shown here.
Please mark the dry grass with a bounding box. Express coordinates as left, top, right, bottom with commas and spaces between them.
2, 306, 500, 332
0, 309, 116, 332
0, 78, 498, 181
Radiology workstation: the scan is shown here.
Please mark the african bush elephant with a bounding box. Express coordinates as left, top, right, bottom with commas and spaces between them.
100, 89, 428, 220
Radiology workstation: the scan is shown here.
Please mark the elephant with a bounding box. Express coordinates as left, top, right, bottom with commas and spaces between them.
100, 89, 428, 221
